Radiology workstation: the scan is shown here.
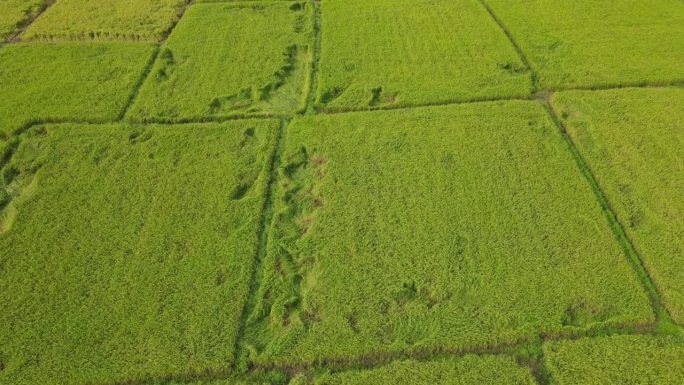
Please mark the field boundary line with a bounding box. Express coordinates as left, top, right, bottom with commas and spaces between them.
231, 118, 290, 370
541, 96, 676, 331
5, 0, 55, 43
476, 0, 539, 92
95, 320, 662, 385
117, 47, 161, 121
302, 0, 322, 115
252, 321, 657, 375
318, 83, 684, 115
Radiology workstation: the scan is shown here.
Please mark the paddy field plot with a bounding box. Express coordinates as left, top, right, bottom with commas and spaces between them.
129, 2, 312, 122
552, 88, 684, 323
22, 0, 187, 42
314, 355, 535, 385
544, 334, 684, 384
0, 42, 155, 136
0, 120, 278, 385
243, 101, 652, 365
314, 0, 532, 112
0, 0, 47, 41
484, 0, 684, 89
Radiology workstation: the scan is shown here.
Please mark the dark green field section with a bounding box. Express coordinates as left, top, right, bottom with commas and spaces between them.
129, 2, 312, 122
485, 0, 684, 89
552, 88, 684, 324
314, 0, 532, 112
0, 0, 47, 41
243, 101, 652, 365
0, 42, 156, 136
314, 355, 535, 385
0, 121, 278, 384
22, 0, 187, 42
544, 334, 684, 384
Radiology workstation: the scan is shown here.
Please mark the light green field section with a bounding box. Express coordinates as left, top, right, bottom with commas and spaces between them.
552, 88, 684, 323
23, 0, 186, 41
314, 355, 535, 385
544, 334, 684, 384
129, 2, 312, 122
0, 120, 278, 385
315, 0, 532, 112
0, 0, 46, 41
485, 0, 684, 89
0, 42, 156, 136
243, 101, 652, 365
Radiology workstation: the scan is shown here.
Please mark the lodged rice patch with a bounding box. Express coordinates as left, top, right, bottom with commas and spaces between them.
484, 0, 684, 89
0, 42, 156, 136
553, 88, 684, 323
314, 355, 535, 385
544, 334, 684, 385
0, 0, 47, 41
0, 120, 278, 385
23, 0, 187, 42
242, 101, 652, 365
129, 2, 313, 122
314, 0, 533, 112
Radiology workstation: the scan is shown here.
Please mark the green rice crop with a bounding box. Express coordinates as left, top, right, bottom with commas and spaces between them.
544, 334, 684, 384
552, 88, 684, 323
315, 0, 532, 111
0, 0, 47, 41
129, 2, 312, 122
314, 355, 535, 385
243, 101, 652, 365
0, 120, 278, 384
23, 0, 187, 42
0, 42, 156, 136
485, 0, 684, 89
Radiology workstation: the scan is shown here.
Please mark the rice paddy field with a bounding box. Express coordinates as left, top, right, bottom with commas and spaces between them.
0, 1, 682, 384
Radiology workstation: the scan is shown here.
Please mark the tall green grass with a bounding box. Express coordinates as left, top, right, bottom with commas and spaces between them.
544, 334, 684, 384
553, 88, 684, 323
315, 0, 532, 111
129, 2, 312, 122
243, 101, 652, 366
485, 0, 684, 89
23, 0, 187, 42
0, 42, 156, 136
0, 120, 278, 385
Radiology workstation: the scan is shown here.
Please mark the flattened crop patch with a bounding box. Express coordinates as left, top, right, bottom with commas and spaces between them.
544, 335, 684, 385
0, 42, 156, 136
129, 2, 312, 121
243, 101, 653, 365
553, 88, 684, 323
0, 120, 278, 385
315, 355, 535, 385
485, 0, 684, 89
315, 0, 533, 112
0, 0, 47, 41
23, 0, 187, 42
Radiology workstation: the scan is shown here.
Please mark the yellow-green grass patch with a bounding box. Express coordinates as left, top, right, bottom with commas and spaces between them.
0, 120, 278, 384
